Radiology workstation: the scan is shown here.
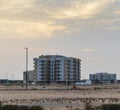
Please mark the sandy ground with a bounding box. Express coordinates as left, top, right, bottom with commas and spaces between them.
0, 84, 120, 110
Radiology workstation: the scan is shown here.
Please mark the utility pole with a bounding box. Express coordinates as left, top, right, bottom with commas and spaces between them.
11, 74, 14, 80
24, 47, 28, 90
6, 73, 8, 79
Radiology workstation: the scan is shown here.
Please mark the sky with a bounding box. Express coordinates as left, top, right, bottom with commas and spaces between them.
0, 0, 120, 80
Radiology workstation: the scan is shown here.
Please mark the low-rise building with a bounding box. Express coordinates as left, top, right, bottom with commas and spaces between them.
89, 72, 117, 83
75, 80, 91, 85
23, 70, 36, 83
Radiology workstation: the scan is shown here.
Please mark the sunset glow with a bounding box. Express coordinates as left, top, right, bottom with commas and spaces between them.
0, 0, 120, 79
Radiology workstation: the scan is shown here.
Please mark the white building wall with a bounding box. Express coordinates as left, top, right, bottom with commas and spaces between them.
33, 55, 81, 82
59, 57, 64, 81
89, 72, 117, 82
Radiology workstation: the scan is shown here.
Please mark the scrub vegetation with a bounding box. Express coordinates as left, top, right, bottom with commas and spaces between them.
0, 102, 44, 110
85, 102, 120, 110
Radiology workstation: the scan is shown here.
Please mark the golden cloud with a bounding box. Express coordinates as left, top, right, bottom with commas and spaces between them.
0, 0, 118, 39
53, 0, 117, 19
82, 49, 94, 52
114, 10, 120, 16
0, 19, 67, 39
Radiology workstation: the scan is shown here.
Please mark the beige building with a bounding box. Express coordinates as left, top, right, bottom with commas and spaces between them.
33, 55, 81, 83
23, 70, 36, 83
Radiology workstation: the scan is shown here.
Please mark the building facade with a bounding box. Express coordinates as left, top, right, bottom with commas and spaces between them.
33, 55, 81, 82
23, 70, 36, 83
89, 72, 117, 83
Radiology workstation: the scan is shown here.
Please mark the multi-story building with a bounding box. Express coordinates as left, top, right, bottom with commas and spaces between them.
89, 72, 117, 83
33, 55, 81, 83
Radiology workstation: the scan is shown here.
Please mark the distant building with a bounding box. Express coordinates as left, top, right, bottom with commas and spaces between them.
23, 70, 36, 83
33, 55, 81, 83
89, 72, 117, 83
75, 80, 91, 85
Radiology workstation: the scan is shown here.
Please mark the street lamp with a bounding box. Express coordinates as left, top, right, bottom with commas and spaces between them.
24, 47, 28, 90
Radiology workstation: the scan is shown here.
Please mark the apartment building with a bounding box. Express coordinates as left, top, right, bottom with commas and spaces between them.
33, 55, 81, 82
89, 72, 117, 83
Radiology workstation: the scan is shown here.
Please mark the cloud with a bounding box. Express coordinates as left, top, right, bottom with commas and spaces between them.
0, 0, 69, 38
82, 49, 94, 52
114, 10, 120, 16
0, 0, 119, 39
51, 0, 117, 19
0, 19, 66, 39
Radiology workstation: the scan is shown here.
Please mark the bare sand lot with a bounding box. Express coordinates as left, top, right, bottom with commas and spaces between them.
0, 84, 120, 110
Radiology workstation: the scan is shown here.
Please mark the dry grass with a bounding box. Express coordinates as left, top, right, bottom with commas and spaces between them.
0, 84, 120, 110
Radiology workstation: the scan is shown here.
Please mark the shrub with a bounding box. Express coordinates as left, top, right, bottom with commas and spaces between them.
0, 103, 44, 110
29, 105, 44, 110
0, 102, 2, 110
19, 105, 29, 110
85, 102, 93, 110
2, 105, 19, 110
101, 104, 120, 110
